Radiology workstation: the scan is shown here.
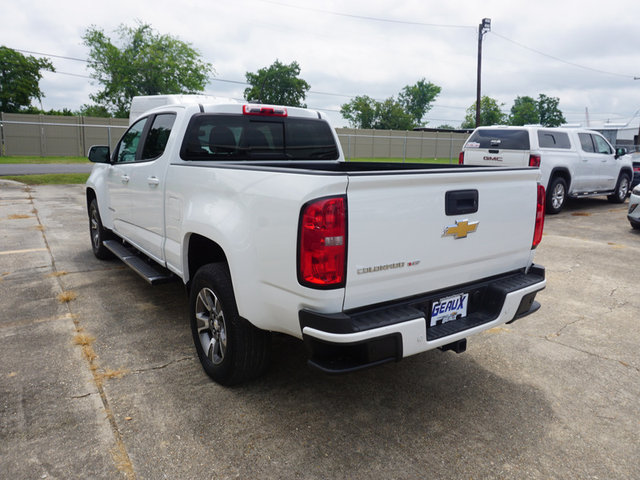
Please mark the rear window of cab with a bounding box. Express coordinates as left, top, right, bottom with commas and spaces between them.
180, 114, 339, 161
466, 129, 530, 150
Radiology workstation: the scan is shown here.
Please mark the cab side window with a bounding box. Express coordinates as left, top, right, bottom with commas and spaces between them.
592, 134, 613, 155
142, 114, 177, 160
578, 133, 595, 153
114, 118, 148, 163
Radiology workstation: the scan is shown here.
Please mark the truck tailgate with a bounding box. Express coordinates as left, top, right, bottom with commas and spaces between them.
463, 147, 528, 167
343, 167, 540, 310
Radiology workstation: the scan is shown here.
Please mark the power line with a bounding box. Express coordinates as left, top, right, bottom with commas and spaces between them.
490, 31, 639, 79
12, 48, 88, 63
256, 0, 475, 29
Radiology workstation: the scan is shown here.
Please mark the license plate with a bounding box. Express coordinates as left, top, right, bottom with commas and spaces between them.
430, 293, 469, 327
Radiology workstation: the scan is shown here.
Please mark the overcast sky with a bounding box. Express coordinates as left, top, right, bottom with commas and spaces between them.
3, 0, 640, 128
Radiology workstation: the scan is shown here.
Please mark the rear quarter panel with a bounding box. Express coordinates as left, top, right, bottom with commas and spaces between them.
164, 164, 349, 338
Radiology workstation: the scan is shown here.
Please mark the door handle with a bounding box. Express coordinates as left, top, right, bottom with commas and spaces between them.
121, 174, 130, 184
147, 176, 160, 186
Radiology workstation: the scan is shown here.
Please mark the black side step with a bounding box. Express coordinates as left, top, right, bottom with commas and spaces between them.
103, 240, 174, 285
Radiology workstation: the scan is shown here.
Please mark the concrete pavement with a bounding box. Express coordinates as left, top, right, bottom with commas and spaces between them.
1, 179, 639, 479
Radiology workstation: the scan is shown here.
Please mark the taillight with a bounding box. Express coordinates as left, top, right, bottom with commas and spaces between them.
532, 184, 545, 249
243, 105, 288, 117
458, 151, 465, 165
529, 154, 541, 167
298, 196, 347, 288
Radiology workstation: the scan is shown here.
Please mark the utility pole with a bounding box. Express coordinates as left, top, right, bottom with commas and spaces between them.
475, 18, 491, 127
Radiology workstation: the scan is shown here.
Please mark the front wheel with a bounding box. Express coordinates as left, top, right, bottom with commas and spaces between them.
189, 263, 271, 385
608, 174, 630, 203
546, 177, 567, 214
89, 199, 114, 260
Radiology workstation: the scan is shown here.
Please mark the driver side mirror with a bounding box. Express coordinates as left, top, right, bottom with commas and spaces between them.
88, 145, 111, 163
615, 147, 628, 159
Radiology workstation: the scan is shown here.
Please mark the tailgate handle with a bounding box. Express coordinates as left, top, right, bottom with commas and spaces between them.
445, 190, 478, 216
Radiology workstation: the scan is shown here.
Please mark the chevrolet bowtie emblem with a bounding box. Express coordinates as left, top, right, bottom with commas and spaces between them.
443, 220, 479, 239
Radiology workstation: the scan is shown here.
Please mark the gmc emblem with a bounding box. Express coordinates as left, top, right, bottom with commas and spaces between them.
483, 156, 503, 161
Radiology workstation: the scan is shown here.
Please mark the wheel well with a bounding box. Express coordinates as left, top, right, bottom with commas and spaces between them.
186, 234, 228, 288
86, 188, 96, 212
549, 169, 571, 190
620, 168, 632, 180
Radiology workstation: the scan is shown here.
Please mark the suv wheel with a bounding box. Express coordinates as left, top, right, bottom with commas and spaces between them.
546, 177, 567, 214
607, 174, 630, 203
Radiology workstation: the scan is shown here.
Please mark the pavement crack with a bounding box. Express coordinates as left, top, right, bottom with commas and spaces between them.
131, 356, 193, 374
544, 337, 640, 372
71, 393, 94, 399
28, 188, 137, 480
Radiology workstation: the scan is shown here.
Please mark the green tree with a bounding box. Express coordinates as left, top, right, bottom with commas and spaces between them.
83, 23, 213, 118
341, 79, 441, 130
340, 96, 415, 130
537, 94, 566, 127
509, 96, 539, 125
244, 60, 310, 107
398, 78, 441, 126
0, 46, 55, 113
461, 96, 507, 128
374, 98, 415, 130
77, 104, 112, 117
340, 95, 378, 129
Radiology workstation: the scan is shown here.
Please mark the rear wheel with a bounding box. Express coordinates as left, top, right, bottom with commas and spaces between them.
89, 199, 114, 260
189, 263, 271, 385
608, 174, 630, 203
546, 177, 567, 214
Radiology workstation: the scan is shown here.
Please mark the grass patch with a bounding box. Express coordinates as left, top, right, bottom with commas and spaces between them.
0, 155, 88, 164
58, 290, 77, 303
2, 173, 90, 184
348, 157, 456, 165
102, 368, 130, 380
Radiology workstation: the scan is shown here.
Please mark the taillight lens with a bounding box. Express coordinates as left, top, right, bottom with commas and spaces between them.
298, 196, 347, 288
532, 184, 545, 249
243, 104, 288, 117
529, 154, 541, 167
458, 151, 464, 165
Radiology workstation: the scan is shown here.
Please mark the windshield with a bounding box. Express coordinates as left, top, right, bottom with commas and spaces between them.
180, 114, 339, 161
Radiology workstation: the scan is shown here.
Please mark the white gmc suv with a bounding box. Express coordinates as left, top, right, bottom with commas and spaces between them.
459, 126, 633, 214
85, 96, 546, 385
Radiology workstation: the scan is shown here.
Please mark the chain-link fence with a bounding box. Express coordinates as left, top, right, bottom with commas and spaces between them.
0, 113, 128, 157
0, 112, 470, 162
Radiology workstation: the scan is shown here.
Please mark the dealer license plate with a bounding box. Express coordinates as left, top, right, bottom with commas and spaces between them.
430, 293, 469, 327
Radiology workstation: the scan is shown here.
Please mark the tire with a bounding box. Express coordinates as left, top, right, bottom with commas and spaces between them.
89, 199, 114, 260
607, 174, 630, 203
546, 177, 567, 214
189, 263, 271, 385
630, 220, 640, 230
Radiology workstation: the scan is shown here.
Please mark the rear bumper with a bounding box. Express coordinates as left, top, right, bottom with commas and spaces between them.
299, 265, 545, 373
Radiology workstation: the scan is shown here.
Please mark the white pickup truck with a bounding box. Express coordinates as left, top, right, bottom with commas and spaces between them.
459, 125, 633, 214
86, 97, 546, 385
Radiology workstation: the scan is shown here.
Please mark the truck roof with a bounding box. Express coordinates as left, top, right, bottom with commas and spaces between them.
129, 94, 237, 124
129, 95, 325, 124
